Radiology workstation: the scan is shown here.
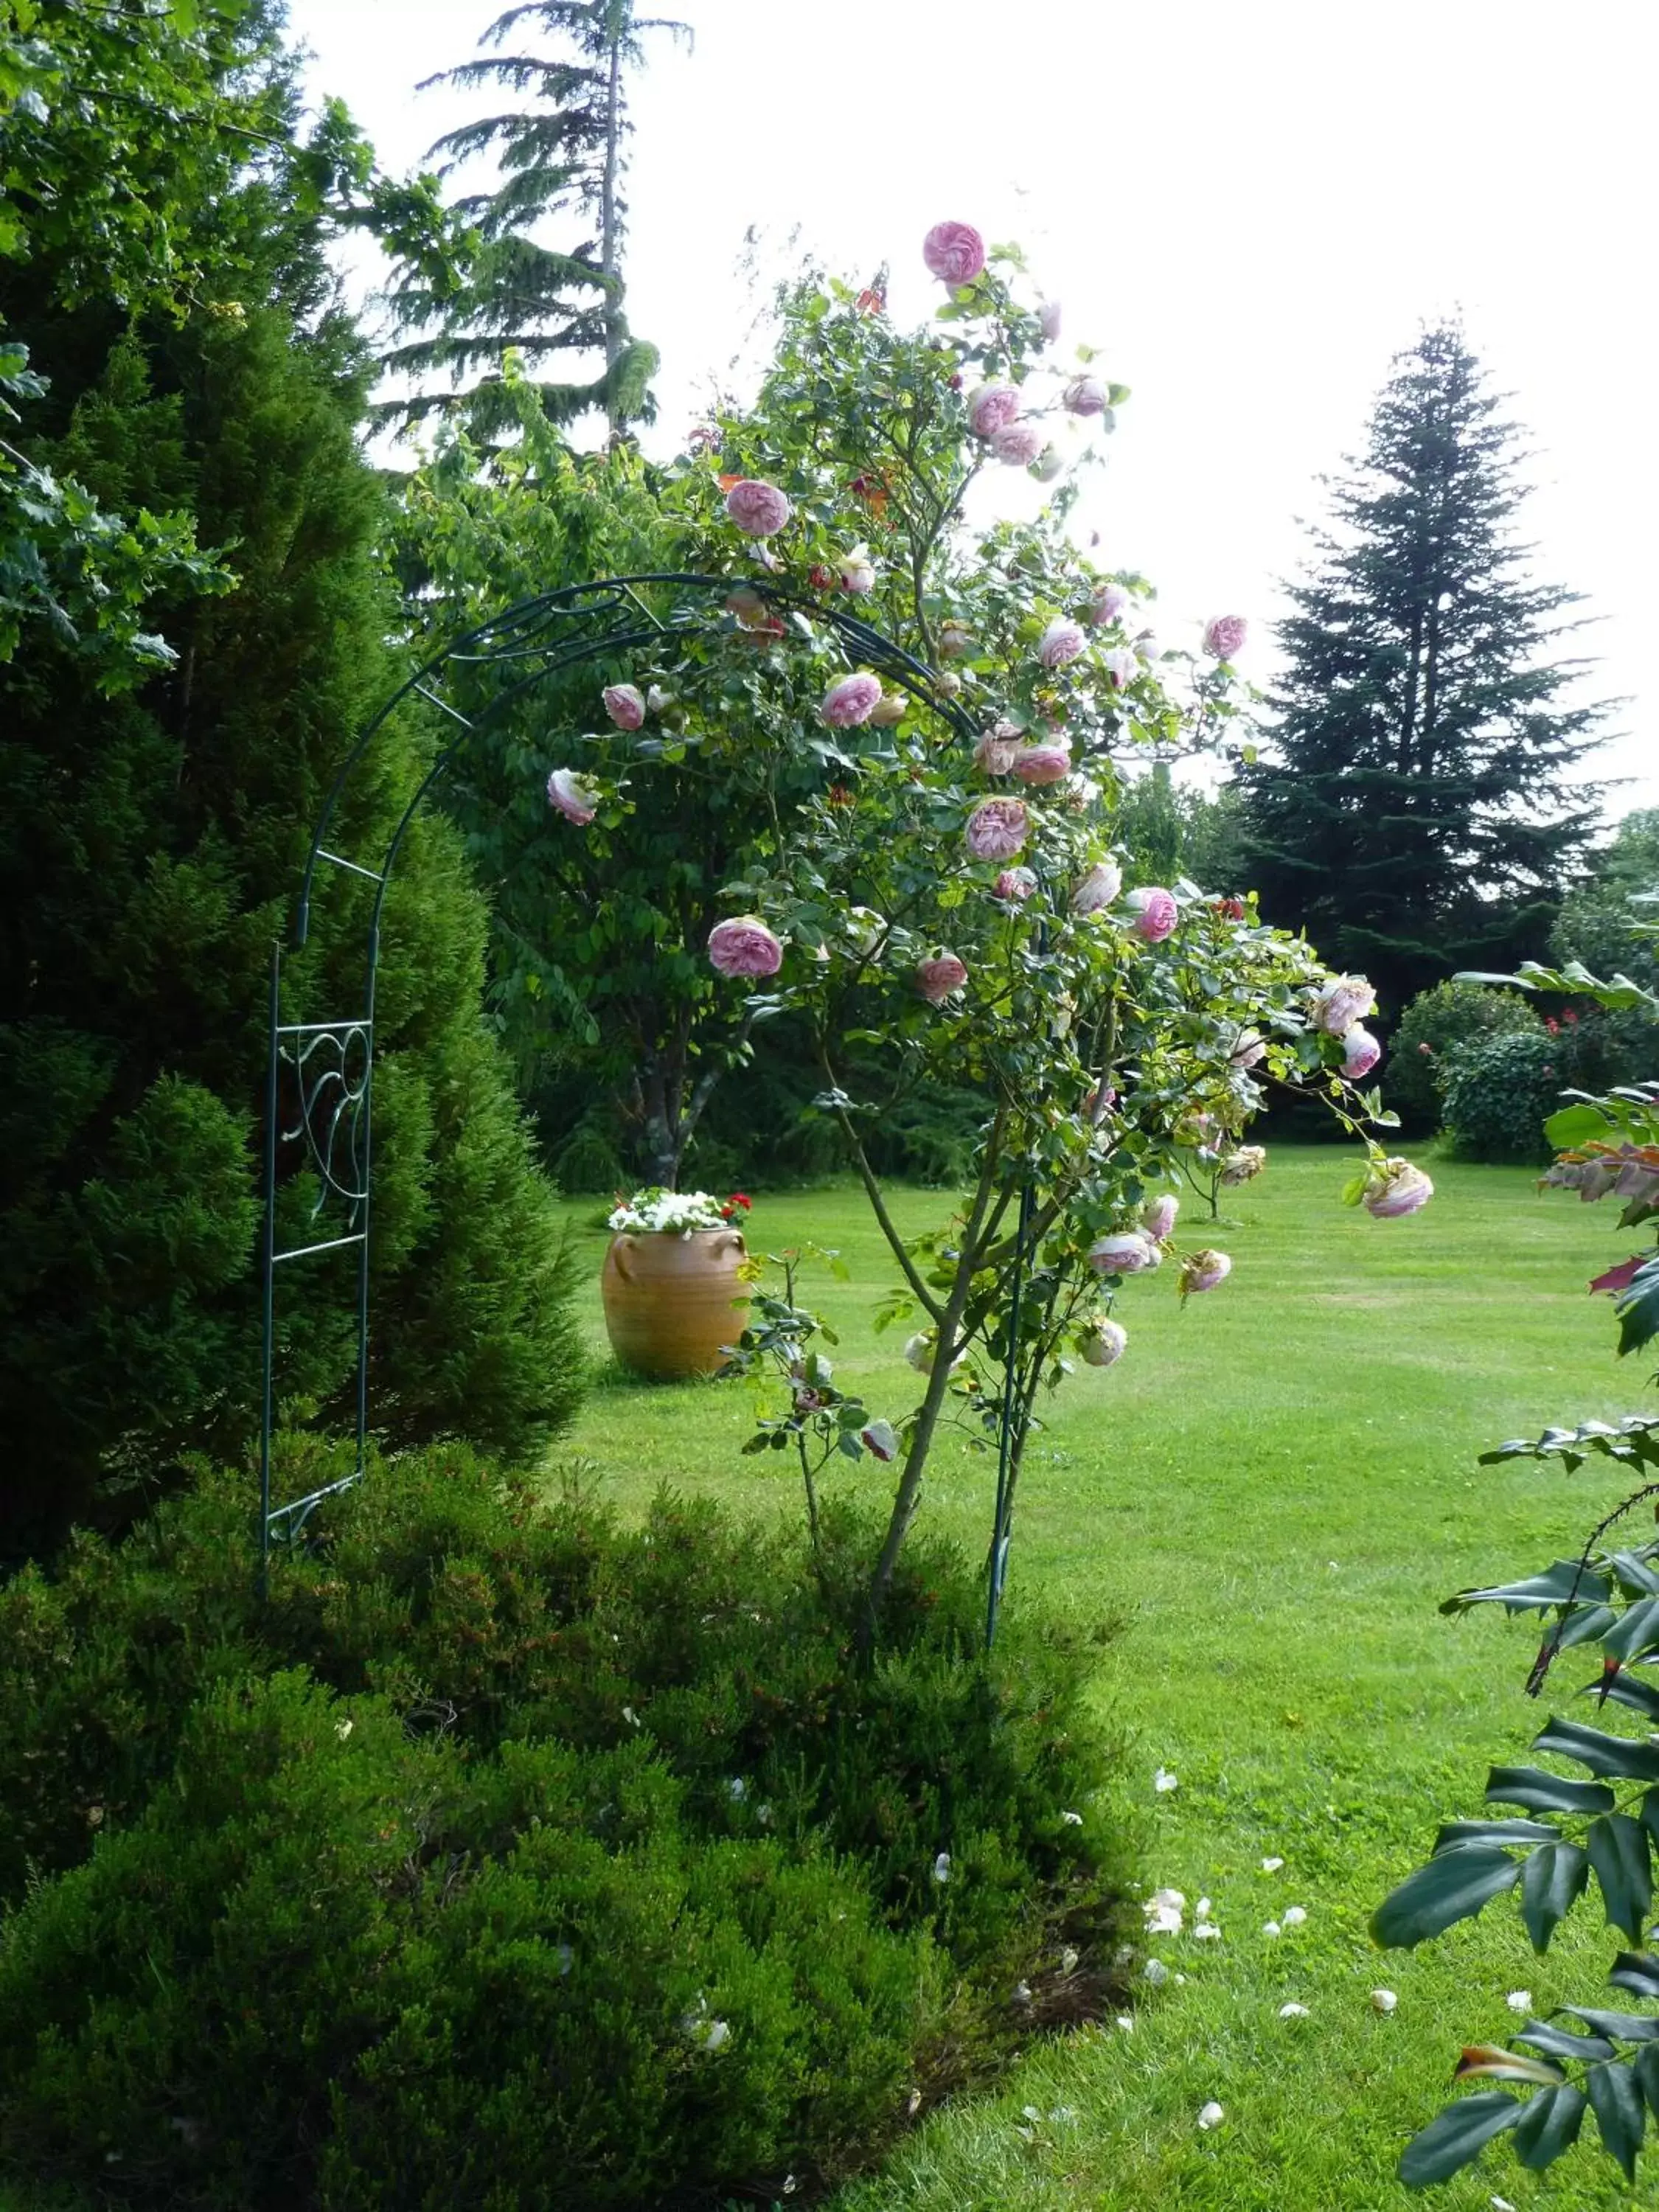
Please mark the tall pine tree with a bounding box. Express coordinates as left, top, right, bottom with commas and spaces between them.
380, 0, 686, 441
1236, 324, 1607, 1011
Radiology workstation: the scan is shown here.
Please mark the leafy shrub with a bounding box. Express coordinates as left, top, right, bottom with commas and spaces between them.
0, 1444, 1129, 2208
1437, 1029, 1570, 1164
1386, 981, 1543, 1129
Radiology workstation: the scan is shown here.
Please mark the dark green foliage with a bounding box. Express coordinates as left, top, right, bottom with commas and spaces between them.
1235, 325, 1607, 1012
1386, 979, 1543, 1129
1437, 1028, 1571, 1163
1548, 807, 1659, 1090
0, 1446, 1129, 2208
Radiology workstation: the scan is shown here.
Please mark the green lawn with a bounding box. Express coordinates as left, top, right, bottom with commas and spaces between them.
551, 1147, 1647, 2212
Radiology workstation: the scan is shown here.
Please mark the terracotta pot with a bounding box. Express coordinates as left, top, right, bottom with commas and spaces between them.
601, 1228, 750, 1380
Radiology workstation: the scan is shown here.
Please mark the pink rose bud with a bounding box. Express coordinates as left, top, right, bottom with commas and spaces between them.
964, 796, 1030, 861
1032, 446, 1066, 482
1064, 376, 1109, 416
992, 420, 1046, 467
1102, 647, 1138, 688
602, 682, 645, 730
725, 479, 792, 536
1088, 1231, 1161, 1276
922, 221, 987, 287
1231, 1029, 1267, 1070
1342, 1024, 1382, 1080
838, 550, 876, 594
1082, 1082, 1117, 1119
994, 866, 1038, 901
1012, 742, 1071, 787
869, 691, 908, 725
917, 952, 968, 1005
1079, 1317, 1127, 1368
1313, 976, 1377, 1034
974, 723, 1023, 775
860, 1418, 899, 1461
1039, 299, 1062, 341
1143, 1194, 1180, 1242
1179, 1248, 1233, 1299
708, 916, 784, 978
1038, 618, 1087, 669
1219, 1144, 1266, 1186
1071, 860, 1123, 914
1363, 1159, 1434, 1219
1127, 887, 1179, 943
1089, 582, 1132, 626
967, 383, 1022, 439
1203, 614, 1248, 660
821, 672, 883, 727
546, 768, 598, 824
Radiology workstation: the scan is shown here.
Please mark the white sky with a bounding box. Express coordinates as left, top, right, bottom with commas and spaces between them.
287, 0, 1658, 818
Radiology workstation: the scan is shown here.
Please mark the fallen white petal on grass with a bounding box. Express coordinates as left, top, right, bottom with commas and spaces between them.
1149, 1887, 1186, 1911
1505, 1990, 1533, 2014
931, 1852, 951, 1884
1279, 2003, 1310, 2020
1144, 1904, 1183, 1935
1282, 1905, 1307, 1927
1143, 1959, 1170, 1986
1195, 1896, 1212, 1921
1060, 1947, 1079, 1975
1061, 1809, 1084, 1825
1154, 1767, 1180, 1793
1262, 1921, 1282, 1938
1371, 1989, 1398, 2014
1261, 1855, 1284, 1873
1115, 2014, 1134, 2032
1193, 1923, 1222, 1941
1197, 2101, 1225, 2131
1491, 2198, 1517, 2212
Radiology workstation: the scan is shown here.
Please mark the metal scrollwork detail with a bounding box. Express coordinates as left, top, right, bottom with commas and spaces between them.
282, 1021, 371, 1224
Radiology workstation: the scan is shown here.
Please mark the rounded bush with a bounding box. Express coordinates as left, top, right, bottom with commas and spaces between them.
1439, 1029, 1568, 1163
1387, 981, 1543, 1130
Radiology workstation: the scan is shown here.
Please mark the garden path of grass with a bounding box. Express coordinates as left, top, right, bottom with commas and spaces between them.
552, 1147, 1649, 2212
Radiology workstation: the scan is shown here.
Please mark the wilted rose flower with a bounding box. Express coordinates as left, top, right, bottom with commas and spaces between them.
708, 917, 783, 978
602, 682, 645, 730
1180, 1248, 1233, 1298
646, 684, 671, 714
821, 672, 883, 727
974, 723, 1023, 775
1342, 1024, 1382, 1080
725, 479, 792, 536
838, 549, 876, 594
546, 768, 598, 824
1071, 860, 1123, 914
1064, 376, 1109, 416
1231, 1029, 1267, 1071
934, 670, 963, 698
1203, 614, 1248, 660
1032, 445, 1066, 482
1102, 647, 1138, 689
1039, 298, 1062, 341
1012, 742, 1071, 787
1088, 1231, 1161, 1276
967, 382, 1022, 438
1082, 1082, 1117, 1120
1219, 1144, 1267, 1186
917, 952, 968, 1005
869, 691, 908, 725
1038, 619, 1087, 669
860, 1419, 898, 1461
1313, 975, 1377, 1034
1363, 1158, 1434, 1219
905, 1332, 946, 1374
965, 796, 1030, 860
937, 619, 973, 659
922, 220, 987, 285
1089, 582, 1132, 626
992, 420, 1045, 467
1079, 1316, 1127, 1368
1127, 887, 1179, 943
994, 866, 1038, 902
1143, 1194, 1180, 1242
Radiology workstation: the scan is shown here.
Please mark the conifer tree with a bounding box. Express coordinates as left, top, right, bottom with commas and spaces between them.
1235, 325, 1607, 1009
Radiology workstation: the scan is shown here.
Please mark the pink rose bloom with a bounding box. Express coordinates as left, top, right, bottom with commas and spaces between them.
1313, 975, 1377, 1034
546, 768, 598, 825
838, 550, 876, 594
994, 866, 1038, 902
1039, 299, 1062, 341
1012, 742, 1071, 787
1088, 1231, 1161, 1276
1064, 376, 1109, 416
1127, 887, 1179, 943
974, 723, 1023, 776
1179, 1248, 1233, 1299
708, 916, 784, 978
992, 420, 1045, 467
922, 220, 987, 286
821, 672, 883, 727
860, 1418, 899, 1461
967, 383, 1022, 438
1071, 860, 1123, 914
1039, 618, 1087, 669
602, 682, 645, 731
1219, 1144, 1266, 1186
1089, 582, 1132, 626
1079, 1317, 1127, 1368
1364, 1159, 1434, 1220
917, 952, 968, 1005
725, 479, 792, 536
1102, 647, 1138, 688
1342, 1025, 1382, 1080
1143, 1194, 1180, 1242
1203, 614, 1248, 661
965, 797, 1030, 861
1231, 1029, 1267, 1071
869, 692, 908, 726
1082, 1082, 1117, 1120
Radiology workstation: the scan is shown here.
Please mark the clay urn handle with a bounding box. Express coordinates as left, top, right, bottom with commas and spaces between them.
611, 1232, 639, 1281
714, 1230, 745, 1259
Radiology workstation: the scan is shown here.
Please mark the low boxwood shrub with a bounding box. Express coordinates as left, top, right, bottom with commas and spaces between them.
0, 1444, 1129, 2208
1385, 980, 1544, 1130
1437, 1027, 1572, 1163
